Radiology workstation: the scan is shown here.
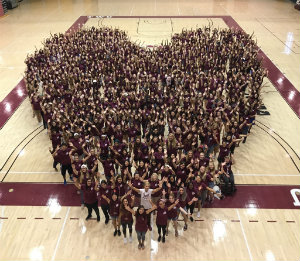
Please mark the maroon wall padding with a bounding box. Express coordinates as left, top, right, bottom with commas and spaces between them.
0, 0, 4, 17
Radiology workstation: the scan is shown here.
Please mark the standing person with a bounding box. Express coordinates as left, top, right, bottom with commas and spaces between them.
165, 193, 180, 237
99, 180, 113, 224
128, 178, 166, 230
109, 193, 121, 237
48, 128, 61, 171
176, 187, 197, 230
217, 139, 233, 169
119, 196, 135, 244
125, 204, 156, 250
51, 143, 73, 185
149, 173, 161, 204
155, 199, 179, 243
74, 177, 100, 221
30, 94, 42, 123
186, 182, 197, 221
220, 156, 236, 195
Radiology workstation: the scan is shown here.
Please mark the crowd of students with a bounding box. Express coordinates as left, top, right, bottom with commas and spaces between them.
24, 25, 266, 247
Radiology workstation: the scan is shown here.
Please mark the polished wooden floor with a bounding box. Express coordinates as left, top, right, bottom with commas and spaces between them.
0, 0, 300, 260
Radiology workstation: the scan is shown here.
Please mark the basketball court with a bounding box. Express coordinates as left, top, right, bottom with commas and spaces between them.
0, 0, 299, 260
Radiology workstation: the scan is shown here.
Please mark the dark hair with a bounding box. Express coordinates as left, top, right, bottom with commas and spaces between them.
119, 197, 129, 215
101, 180, 107, 185
136, 205, 145, 217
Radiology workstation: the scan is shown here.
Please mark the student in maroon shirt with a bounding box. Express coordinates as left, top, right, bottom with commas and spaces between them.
109, 193, 121, 237
74, 178, 100, 221
176, 187, 197, 230
48, 128, 61, 171
125, 203, 156, 250
165, 193, 192, 237
220, 156, 236, 195
99, 180, 113, 224
114, 175, 127, 197
119, 195, 135, 244
155, 198, 179, 243
217, 139, 233, 168
31, 94, 42, 123
198, 152, 209, 168
52, 143, 73, 185
186, 182, 197, 221
69, 133, 84, 156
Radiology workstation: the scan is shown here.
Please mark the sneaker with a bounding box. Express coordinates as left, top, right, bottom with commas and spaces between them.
162, 236, 165, 243
81, 204, 85, 210
148, 225, 152, 231
123, 238, 127, 244
184, 224, 188, 231
175, 230, 178, 237
117, 230, 121, 236
197, 212, 200, 218
166, 229, 169, 236
129, 236, 133, 243
105, 219, 109, 224
64, 180, 67, 186
141, 243, 145, 250
158, 235, 161, 242
70, 176, 73, 181
86, 215, 92, 221
190, 216, 194, 222
138, 244, 142, 250
114, 230, 117, 237
97, 216, 100, 222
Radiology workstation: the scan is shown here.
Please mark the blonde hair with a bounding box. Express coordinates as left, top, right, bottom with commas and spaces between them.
167, 134, 177, 148
151, 173, 158, 181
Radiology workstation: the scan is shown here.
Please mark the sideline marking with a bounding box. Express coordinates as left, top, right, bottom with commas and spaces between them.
51, 207, 70, 261
236, 209, 253, 261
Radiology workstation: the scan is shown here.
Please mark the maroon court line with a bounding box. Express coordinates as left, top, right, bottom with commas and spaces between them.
0, 79, 27, 130
0, 16, 89, 130
0, 183, 299, 209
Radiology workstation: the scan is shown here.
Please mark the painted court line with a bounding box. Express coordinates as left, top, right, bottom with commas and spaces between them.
0, 207, 5, 233
236, 209, 254, 261
51, 207, 70, 261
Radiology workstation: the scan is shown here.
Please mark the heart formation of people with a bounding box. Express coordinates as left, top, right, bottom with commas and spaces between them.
24, 25, 268, 248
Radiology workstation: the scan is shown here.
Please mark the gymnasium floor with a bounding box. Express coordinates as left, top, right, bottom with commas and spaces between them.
0, 0, 300, 260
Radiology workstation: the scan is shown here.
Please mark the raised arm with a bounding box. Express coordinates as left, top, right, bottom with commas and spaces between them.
127, 181, 141, 193
167, 199, 180, 211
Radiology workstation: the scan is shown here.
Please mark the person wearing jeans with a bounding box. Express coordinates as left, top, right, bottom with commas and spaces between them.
125, 204, 156, 250
220, 156, 237, 195
99, 180, 113, 224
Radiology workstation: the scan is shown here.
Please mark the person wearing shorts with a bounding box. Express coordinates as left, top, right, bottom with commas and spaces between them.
109, 193, 121, 237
